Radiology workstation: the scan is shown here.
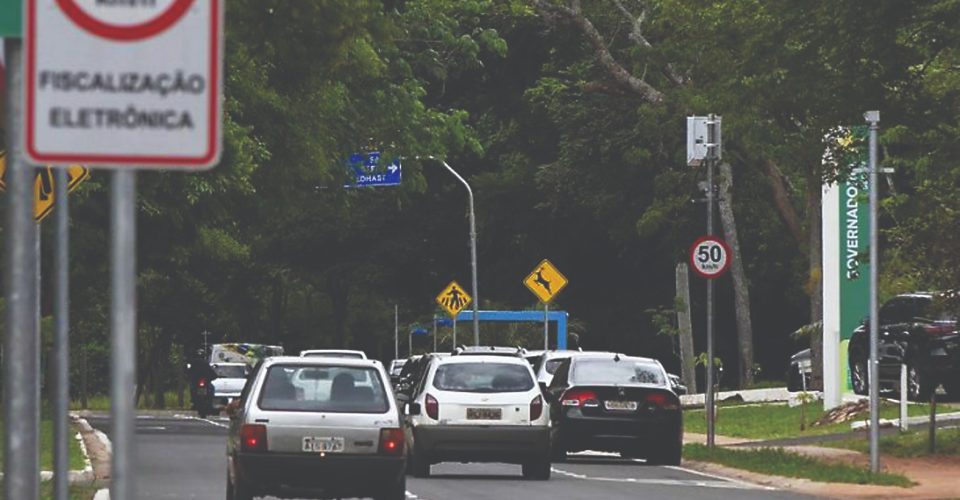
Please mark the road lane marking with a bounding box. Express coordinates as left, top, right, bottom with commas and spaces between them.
172, 414, 229, 428
551, 467, 775, 490
665, 465, 776, 490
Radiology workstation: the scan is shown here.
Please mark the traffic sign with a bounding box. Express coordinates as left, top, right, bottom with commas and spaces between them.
524, 259, 568, 304
436, 281, 472, 319
24, 0, 224, 168
689, 236, 732, 279
345, 152, 401, 188
0, 152, 91, 221
0, 1, 21, 37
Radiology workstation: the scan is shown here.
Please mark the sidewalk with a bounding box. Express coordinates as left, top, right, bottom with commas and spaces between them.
684, 431, 960, 499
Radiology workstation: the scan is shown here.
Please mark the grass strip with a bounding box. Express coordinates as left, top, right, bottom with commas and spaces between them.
0, 420, 87, 471
684, 444, 913, 487
0, 481, 100, 500
684, 401, 955, 440
827, 427, 960, 457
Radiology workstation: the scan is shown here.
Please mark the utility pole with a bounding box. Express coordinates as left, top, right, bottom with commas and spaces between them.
865, 110, 880, 474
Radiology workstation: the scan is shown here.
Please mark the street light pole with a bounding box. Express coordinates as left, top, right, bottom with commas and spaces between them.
426, 157, 480, 346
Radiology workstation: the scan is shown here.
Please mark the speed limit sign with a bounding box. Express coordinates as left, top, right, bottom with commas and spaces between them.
689, 236, 732, 279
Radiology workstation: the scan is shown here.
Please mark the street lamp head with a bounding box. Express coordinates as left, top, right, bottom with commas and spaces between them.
863, 110, 880, 123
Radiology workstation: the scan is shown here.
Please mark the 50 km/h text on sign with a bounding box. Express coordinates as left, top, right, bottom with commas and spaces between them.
25, 0, 224, 168
689, 236, 732, 279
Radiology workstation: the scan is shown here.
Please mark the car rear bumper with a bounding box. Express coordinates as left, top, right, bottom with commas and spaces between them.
413, 424, 550, 464
234, 451, 404, 496
555, 411, 682, 452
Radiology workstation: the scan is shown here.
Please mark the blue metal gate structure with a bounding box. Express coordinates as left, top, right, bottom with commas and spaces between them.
450, 310, 569, 350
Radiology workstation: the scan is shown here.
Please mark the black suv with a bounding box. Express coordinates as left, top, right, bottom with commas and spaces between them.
849, 292, 959, 400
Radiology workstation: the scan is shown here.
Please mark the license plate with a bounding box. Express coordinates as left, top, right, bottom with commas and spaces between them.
604, 400, 638, 411
466, 408, 502, 420
301, 437, 344, 453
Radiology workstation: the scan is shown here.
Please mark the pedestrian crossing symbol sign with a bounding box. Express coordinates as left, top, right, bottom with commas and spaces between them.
524, 259, 568, 304
436, 281, 472, 319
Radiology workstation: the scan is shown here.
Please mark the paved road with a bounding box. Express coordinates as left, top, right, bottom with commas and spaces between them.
87, 413, 812, 500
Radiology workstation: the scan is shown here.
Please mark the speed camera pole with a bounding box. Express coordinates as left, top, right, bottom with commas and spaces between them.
705, 114, 717, 450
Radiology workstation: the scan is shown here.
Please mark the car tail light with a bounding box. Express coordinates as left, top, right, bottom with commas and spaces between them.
425, 394, 439, 420
240, 424, 267, 452
924, 322, 957, 335
530, 395, 544, 420
378, 428, 405, 456
645, 392, 680, 410
561, 389, 599, 408
198, 378, 206, 387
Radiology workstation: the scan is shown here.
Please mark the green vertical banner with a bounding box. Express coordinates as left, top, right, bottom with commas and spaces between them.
835, 126, 870, 392
0, 0, 22, 37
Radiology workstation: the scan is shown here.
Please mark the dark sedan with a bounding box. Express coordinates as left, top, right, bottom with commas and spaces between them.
544, 353, 682, 465
849, 292, 960, 400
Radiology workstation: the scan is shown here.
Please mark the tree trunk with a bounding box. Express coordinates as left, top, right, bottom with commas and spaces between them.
807, 181, 825, 390
717, 162, 755, 388
675, 263, 698, 393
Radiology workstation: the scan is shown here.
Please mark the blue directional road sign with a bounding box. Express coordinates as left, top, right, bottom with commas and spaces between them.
345, 151, 401, 188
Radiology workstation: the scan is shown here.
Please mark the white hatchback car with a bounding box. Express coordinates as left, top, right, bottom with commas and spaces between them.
299, 349, 367, 359
400, 354, 551, 480
226, 356, 405, 500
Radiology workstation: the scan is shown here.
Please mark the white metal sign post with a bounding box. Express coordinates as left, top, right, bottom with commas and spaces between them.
25, 0, 223, 168
23, 2, 224, 499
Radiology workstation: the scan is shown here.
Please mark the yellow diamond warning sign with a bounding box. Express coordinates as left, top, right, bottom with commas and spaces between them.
0, 151, 91, 222
436, 281, 472, 319
524, 259, 568, 304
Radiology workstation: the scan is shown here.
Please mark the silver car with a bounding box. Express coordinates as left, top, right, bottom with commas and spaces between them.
226, 356, 406, 500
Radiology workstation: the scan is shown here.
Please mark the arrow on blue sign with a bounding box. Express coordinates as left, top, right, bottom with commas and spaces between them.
344, 151, 401, 188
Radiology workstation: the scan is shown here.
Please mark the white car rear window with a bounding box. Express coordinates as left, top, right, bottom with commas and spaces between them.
259, 365, 389, 413
433, 363, 534, 393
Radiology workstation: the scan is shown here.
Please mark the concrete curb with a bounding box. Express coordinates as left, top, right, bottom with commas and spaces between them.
680, 387, 794, 408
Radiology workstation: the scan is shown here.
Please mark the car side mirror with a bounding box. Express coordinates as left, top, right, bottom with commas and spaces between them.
396, 393, 410, 404
407, 403, 421, 416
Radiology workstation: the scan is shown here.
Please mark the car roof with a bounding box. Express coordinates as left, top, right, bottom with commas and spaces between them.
569, 352, 660, 364
212, 362, 248, 366
436, 354, 531, 366
299, 349, 366, 356
542, 350, 616, 360
263, 356, 380, 368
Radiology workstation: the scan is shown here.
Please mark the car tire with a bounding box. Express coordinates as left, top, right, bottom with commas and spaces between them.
851, 358, 868, 396
646, 439, 682, 466
375, 474, 406, 500
410, 447, 431, 478
521, 459, 551, 480
907, 365, 933, 402
787, 367, 802, 392
227, 469, 254, 500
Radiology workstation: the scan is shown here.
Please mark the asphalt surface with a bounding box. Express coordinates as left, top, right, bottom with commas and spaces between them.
86, 413, 813, 500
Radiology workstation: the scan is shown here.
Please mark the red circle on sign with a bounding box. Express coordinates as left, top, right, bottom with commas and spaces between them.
689, 236, 732, 279
55, 0, 195, 41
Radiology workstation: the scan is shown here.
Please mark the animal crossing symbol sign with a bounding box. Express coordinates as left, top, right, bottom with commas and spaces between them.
436, 281, 472, 319
524, 259, 568, 304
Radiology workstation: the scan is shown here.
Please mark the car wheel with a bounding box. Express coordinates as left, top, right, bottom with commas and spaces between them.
521, 459, 551, 480
851, 359, 868, 396
646, 439, 682, 466
410, 446, 431, 478
375, 474, 406, 500
907, 365, 933, 402
227, 469, 254, 500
